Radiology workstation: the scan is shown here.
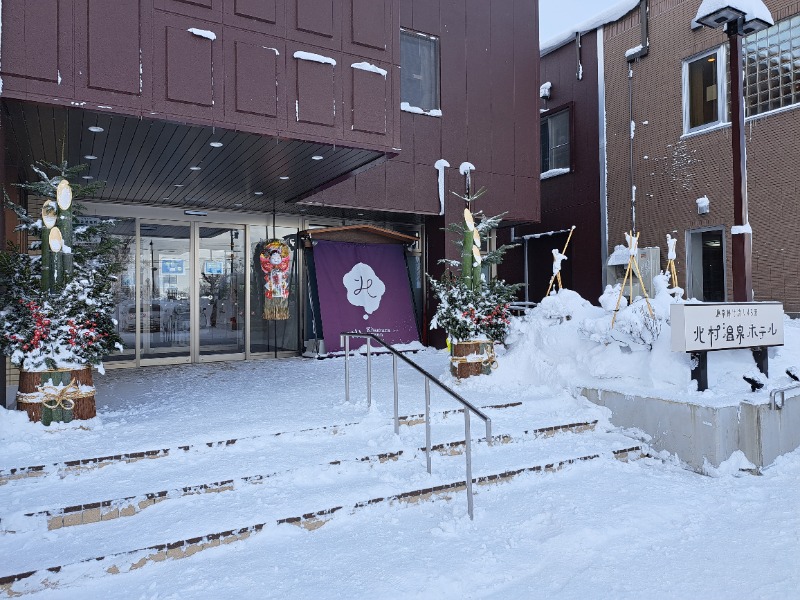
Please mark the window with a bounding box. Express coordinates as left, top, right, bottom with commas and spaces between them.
400, 29, 440, 112
683, 47, 727, 133
743, 14, 800, 117
540, 109, 570, 174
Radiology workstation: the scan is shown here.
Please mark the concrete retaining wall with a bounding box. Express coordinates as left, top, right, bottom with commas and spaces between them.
580, 388, 800, 471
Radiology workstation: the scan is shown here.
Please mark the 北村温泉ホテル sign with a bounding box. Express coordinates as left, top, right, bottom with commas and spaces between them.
670, 302, 784, 352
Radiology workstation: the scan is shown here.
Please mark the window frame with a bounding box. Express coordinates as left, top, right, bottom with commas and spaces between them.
399, 28, 441, 114
540, 104, 573, 176
682, 46, 728, 134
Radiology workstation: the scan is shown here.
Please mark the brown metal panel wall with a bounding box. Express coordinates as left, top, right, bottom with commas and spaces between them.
348, 63, 390, 135
152, 14, 222, 124
519, 29, 602, 303
287, 0, 341, 48
0, 0, 74, 98
439, 0, 467, 165
465, 0, 492, 172
512, 0, 538, 181
223, 32, 285, 131
2, 0, 400, 156
348, 0, 389, 53
490, 0, 515, 176
74, 0, 151, 110
154, 0, 222, 19
300, 0, 539, 224
223, 0, 282, 34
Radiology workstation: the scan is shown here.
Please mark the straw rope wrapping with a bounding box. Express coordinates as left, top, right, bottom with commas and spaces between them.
481, 344, 499, 371
30, 379, 94, 425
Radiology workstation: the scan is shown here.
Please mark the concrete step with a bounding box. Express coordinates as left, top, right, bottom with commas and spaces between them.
0, 436, 642, 596
3, 420, 598, 533
0, 402, 528, 485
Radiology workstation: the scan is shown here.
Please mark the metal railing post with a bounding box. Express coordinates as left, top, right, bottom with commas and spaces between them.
366, 339, 372, 409
343, 335, 350, 404
425, 378, 431, 474
393, 353, 399, 434
339, 331, 494, 518
465, 408, 474, 519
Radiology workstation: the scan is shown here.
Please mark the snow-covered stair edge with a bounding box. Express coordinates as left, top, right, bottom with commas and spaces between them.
0, 446, 642, 596
6, 420, 600, 533
0, 403, 527, 483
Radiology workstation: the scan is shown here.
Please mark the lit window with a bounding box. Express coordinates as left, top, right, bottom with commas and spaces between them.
683, 47, 726, 133
400, 29, 440, 112
743, 14, 800, 117
540, 109, 570, 174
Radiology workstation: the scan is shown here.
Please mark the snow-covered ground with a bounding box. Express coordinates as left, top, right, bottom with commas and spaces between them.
1, 286, 799, 598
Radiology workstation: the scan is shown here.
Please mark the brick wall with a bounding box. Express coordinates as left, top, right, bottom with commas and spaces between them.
604, 0, 800, 312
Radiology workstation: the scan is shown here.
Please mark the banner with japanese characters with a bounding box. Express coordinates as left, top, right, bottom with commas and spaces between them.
312, 240, 419, 353
670, 302, 784, 352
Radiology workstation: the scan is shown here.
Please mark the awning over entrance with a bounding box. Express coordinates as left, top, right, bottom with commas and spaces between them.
2, 99, 386, 215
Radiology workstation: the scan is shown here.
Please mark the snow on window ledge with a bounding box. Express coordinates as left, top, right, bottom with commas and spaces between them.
540, 167, 570, 180
681, 120, 731, 140
401, 102, 442, 117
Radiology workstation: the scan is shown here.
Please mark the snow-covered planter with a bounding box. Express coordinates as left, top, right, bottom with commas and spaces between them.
1, 161, 123, 423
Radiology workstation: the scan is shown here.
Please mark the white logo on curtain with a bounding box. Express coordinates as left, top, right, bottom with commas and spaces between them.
343, 263, 386, 320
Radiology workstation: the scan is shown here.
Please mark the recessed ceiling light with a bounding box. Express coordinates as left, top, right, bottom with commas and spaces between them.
234, 203, 243, 207
209, 142, 223, 148
311, 155, 324, 160
84, 155, 97, 160
174, 184, 184, 187
279, 176, 290, 180
254, 191, 264, 196
82, 176, 94, 180
189, 166, 202, 171
88, 126, 104, 133
357, 213, 364, 216
162, 197, 170, 200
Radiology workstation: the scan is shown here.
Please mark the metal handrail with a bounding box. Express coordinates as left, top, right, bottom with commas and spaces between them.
340, 332, 493, 519
770, 382, 800, 410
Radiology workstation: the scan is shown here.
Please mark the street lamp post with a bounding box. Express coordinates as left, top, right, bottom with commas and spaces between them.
693, 0, 773, 302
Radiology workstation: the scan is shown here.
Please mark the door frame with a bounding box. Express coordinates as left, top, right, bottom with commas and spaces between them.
82, 202, 303, 366
685, 225, 727, 302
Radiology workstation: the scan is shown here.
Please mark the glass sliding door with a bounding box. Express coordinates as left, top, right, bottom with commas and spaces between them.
94, 216, 137, 363
139, 222, 192, 362
198, 225, 246, 358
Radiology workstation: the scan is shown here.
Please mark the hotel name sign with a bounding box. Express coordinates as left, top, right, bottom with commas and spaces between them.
670, 302, 784, 353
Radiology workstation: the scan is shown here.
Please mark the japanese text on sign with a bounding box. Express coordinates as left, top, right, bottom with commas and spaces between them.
670, 302, 784, 352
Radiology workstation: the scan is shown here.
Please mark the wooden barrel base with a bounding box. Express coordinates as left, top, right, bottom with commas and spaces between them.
16, 367, 96, 423
450, 341, 494, 379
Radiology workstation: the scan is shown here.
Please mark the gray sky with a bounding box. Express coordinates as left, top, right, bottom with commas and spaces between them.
539, 0, 621, 42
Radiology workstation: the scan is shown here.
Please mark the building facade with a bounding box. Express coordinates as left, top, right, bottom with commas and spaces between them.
523, 0, 800, 315
1, 0, 540, 403
606, 0, 800, 312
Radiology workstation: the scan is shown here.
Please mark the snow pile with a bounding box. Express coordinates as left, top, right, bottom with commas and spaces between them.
497, 276, 800, 400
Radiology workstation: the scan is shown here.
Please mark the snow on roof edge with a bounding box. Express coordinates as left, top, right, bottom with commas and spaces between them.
540, 0, 641, 57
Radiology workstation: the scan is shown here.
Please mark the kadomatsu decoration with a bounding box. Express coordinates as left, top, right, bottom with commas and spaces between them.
1, 161, 123, 422
428, 189, 520, 378
258, 239, 292, 320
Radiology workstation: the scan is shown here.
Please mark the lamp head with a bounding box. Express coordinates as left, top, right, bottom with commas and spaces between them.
693, 0, 774, 34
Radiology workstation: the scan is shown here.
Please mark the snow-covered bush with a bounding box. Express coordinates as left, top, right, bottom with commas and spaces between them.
1, 162, 123, 371
429, 272, 518, 342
